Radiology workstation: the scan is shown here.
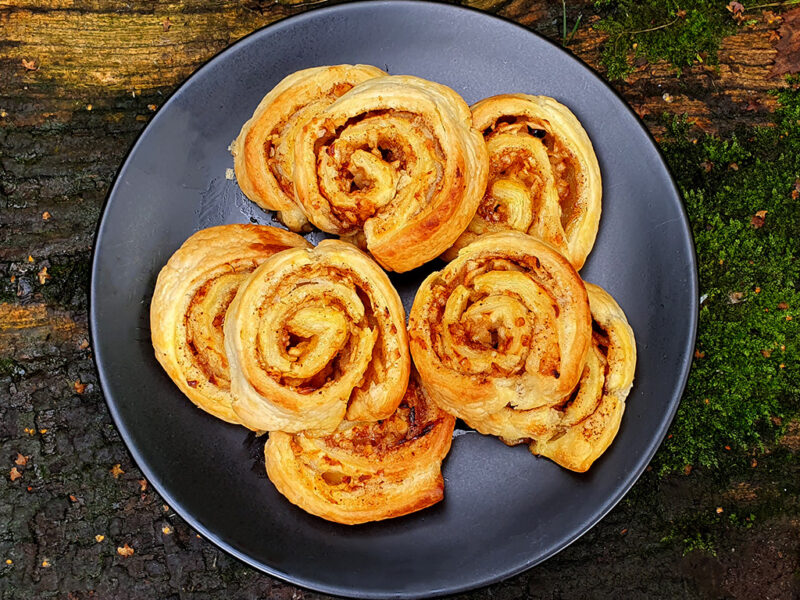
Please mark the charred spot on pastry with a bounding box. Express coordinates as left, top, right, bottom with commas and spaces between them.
491, 115, 518, 130
591, 320, 611, 355
477, 198, 506, 223
528, 126, 547, 139
313, 134, 334, 157
399, 422, 436, 446
379, 146, 395, 162
557, 383, 582, 412
602, 358, 612, 381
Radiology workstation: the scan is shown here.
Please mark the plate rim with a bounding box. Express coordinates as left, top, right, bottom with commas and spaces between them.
88, 1, 699, 597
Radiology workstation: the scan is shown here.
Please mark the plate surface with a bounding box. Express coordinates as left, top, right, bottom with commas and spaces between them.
90, 2, 698, 597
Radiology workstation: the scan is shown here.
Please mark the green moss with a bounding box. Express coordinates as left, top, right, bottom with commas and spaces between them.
678, 531, 717, 556
726, 512, 756, 529
594, 1, 735, 79
655, 79, 800, 473
0, 357, 25, 381
659, 503, 723, 556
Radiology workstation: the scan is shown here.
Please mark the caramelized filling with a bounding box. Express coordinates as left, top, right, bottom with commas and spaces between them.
483, 114, 584, 229
263, 81, 356, 196
320, 379, 443, 462
184, 267, 250, 389
312, 110, 445, 228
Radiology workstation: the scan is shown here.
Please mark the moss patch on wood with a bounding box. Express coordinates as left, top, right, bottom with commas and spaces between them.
594, 0, 737, 79
655, 77, 800, 473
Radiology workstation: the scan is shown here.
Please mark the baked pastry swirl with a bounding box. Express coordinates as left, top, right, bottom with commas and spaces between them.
446, 94, 601, 270
292, 74, 489, 272
224, 239, 410, 433
232, 64, 386, 231
265, 369, 455, 524
150, 225, 311, 425
409, 231, 592, 441
530, 283, 636, 472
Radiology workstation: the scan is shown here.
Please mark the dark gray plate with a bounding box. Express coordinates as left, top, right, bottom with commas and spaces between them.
89, 2, 698, 597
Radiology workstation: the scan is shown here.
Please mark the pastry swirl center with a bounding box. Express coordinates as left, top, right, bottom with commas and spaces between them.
439, 268, 561, 378
315, 112, 444, 231
249, 268, 379, 395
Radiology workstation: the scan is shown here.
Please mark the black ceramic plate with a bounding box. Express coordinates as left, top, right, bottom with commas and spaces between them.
90, 2, 697, 597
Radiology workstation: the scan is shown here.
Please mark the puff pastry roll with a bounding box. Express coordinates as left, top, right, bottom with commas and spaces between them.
446, 94, 601, 270
224, 239, 410, 433
409, 231, 591, 441
232, 64, 386, 231
530, 283, 636, 472
265, 369, 455, 524
292, 75, 489, 272
150, 225, 311, 425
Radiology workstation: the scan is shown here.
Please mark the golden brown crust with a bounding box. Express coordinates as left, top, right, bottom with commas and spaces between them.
529, 283, 636, 472
292, 74, 489, 272
150, 225, 311, 425
265, 370, 455, 524
445, 94, 601, 270
224, 239, 410, 433
409, 231, 592, 441
231, 64, 386, 231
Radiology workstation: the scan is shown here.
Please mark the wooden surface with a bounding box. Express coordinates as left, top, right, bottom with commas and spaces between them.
1, 1, 798, 599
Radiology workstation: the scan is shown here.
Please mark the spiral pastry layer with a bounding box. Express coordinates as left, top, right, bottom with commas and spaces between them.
150, 225, 311, 425
529, 283, 636, 472
265, 370, 455, 524
409, 231, 592, 440
292, 74, 489, 272
232, 64, 386, 231
447, 94, 601, 270
224, 239, 410, 433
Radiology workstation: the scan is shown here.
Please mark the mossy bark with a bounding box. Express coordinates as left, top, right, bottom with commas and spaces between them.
1, 1, 798, 598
